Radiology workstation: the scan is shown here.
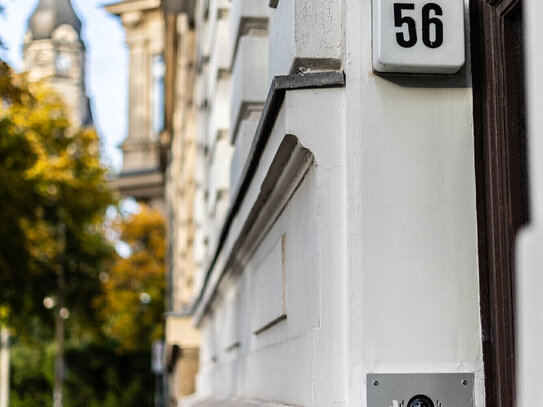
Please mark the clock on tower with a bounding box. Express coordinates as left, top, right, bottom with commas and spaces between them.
55, 53, 72, 73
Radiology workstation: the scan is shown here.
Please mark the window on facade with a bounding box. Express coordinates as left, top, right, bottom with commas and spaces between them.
152, 55, 165, 135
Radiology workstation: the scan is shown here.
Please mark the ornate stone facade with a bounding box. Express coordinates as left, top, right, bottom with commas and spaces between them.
106, 0, 165, 206
161, 3, 200, 405
107, 2, 201, 406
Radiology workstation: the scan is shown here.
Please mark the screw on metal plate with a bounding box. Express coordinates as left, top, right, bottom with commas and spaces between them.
461, 380, 468, 386
373, 380, 379, 386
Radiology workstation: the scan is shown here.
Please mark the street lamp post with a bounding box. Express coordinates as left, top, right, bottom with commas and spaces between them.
53, 293, 65, 407
0, 327, 10, 407
43, 296, 69, 407
152, 339, 165, 407
53, 220, 67, 407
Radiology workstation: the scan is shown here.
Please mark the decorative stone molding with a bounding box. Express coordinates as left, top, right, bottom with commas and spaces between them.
268, 0, 342, 79
191, 71, 345, 324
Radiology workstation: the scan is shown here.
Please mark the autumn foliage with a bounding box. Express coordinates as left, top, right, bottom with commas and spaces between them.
97, 206, 165, 352
0, 77, 114, 332
0, 40, 163, 406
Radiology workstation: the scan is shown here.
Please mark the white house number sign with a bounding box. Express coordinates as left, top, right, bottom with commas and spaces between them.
372, 0, 465, 74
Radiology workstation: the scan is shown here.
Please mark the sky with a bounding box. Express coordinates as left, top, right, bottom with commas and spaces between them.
0, 0, 128, 171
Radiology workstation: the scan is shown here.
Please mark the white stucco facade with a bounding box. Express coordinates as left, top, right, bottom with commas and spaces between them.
344, 1, 483, 405
157, 0, 542, 405
517, 0, 543, 406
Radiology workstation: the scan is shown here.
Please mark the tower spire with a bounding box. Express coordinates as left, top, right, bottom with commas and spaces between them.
28, 0, 82, 41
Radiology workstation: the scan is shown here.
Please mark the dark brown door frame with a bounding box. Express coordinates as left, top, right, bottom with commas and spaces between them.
470, 0, 527, 406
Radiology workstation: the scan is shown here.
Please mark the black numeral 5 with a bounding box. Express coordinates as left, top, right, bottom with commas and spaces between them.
394, 3, 417, 48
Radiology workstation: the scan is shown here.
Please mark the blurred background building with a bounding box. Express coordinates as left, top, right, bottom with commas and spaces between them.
106, 1, 200, 406
106, 0, 165, 207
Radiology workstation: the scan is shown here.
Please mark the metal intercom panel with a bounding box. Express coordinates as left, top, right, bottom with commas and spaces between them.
367, 373, 474, 407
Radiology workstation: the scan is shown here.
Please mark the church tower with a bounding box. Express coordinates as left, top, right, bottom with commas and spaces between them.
23, 0, 93, 128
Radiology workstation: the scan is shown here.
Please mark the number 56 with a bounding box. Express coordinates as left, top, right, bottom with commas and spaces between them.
394, 3, 444, 49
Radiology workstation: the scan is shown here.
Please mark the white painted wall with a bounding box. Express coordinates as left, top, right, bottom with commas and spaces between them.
344, 0, 483, 406
230, 35, 268, 134
268, 0, 343, 80
517, 1, 543, 406
193, 0, 235, 289
194, 88, 346, 406
229, 0, 269, 66
190, 0, 486, 406
230, 118, 259, 195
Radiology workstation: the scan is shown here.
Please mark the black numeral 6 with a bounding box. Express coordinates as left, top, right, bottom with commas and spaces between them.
393, 3, 444, 49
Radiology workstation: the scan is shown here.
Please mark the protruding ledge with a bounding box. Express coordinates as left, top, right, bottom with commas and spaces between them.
191, 71, 345, 325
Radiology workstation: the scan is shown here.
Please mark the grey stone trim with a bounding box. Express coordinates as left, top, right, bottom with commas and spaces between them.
190, 71, 345, 323
116, 167, 163, 178
164, 309, 192, 318
162, 0, 196, 21
231, 102, 266, 144
230, 17, 269, 72
231, 71, 345, 209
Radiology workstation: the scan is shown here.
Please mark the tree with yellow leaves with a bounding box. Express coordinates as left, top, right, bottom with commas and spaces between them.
97, 206, 165, 353
0, 62, 116, 406
0, 78, 115, 336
